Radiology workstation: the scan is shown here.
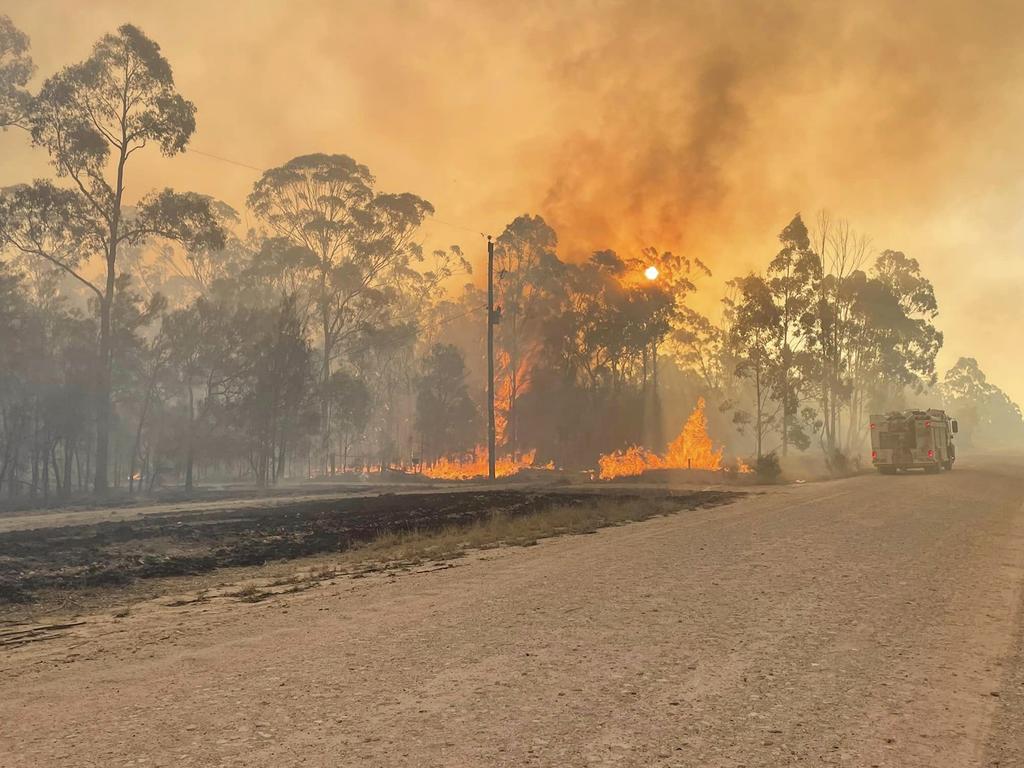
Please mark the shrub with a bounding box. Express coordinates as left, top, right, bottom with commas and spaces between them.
756, 452, 783, 483
826, 449, 849, 475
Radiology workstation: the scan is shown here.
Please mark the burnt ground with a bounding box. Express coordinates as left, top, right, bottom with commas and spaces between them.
0, 488, 738, 604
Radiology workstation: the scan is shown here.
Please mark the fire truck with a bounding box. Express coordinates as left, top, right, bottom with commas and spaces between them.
869, 409, 958, 474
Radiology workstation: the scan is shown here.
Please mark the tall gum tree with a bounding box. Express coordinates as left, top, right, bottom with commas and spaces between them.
247, 154, 434, 473
0, 24, 223, 493
765, 214, 818, 456
0, 14, 32, 130
493, 215, 561, 457
724, 273, 782, 459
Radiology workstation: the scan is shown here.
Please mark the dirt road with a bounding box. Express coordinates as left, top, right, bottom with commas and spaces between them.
2, 457, 1023, 767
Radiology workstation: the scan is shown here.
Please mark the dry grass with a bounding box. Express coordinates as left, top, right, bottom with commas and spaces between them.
338, 497, 674, 572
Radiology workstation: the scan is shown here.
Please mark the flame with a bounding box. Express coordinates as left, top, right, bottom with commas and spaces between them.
421, 445, 551, 480
420, 346, 549, 481
598, 397, 725, 479
494, 350, 535, 446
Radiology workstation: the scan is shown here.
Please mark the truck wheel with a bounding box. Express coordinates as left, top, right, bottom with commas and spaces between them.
943, 460, 953, 471
924, 465, 941, 474
878, 467, 897, 475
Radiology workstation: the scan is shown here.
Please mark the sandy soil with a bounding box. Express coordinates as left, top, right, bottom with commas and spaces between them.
2, 457, 1023, 767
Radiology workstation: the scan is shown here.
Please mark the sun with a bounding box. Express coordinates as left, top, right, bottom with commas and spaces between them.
644, 265, 659, 281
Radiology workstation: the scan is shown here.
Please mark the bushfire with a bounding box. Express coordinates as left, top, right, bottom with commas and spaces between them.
422, 398, 740, 481
597, 397, 726, 480
421, 447, 544, 481
420, 355, 542, 480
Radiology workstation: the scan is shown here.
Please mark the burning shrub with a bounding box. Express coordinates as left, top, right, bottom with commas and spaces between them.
598, 398, 724, 479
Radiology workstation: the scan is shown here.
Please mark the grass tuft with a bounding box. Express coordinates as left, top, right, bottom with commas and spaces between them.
337, 498, 674, 571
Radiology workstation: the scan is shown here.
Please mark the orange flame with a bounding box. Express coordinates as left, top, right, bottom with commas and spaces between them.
421, 446, 550, 481
421, 347, 548, 481
598, 397, 725, 479
494, 350, 536, 446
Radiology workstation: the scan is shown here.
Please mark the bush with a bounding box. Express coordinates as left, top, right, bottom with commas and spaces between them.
755, 452, 783, 483
825, 449, 849, 476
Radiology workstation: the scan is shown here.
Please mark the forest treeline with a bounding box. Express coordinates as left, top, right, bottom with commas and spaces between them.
0, 19, 1021, 499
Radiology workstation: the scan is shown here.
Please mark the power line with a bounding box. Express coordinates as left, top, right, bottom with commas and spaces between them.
435, 302, 487, 327
414, 303, 487, 335
187, 147, 266, 173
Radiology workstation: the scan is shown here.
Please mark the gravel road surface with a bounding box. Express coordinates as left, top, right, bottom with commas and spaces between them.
2, 456, 1022, 767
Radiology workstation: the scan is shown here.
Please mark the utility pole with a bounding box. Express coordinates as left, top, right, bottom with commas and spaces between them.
487, 235, 496, 480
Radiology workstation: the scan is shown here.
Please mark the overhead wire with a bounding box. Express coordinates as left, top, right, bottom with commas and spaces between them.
187, 147, 267, 173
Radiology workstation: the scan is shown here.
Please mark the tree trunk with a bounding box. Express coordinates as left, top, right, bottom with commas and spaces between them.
130, 361, 160, 496
755, 363, 763, 460
185, 383, 195, 491
276, 436, 286, 484
30, 437, 38, 499
320, 310, 333, 476
94, 130, 129, 495
41, 440, 49, 500
63, 441, 74, 497
7, 446, 18, 499
780, 353, 789, 458
94, 256, 116, 495
51, 442, 63, 497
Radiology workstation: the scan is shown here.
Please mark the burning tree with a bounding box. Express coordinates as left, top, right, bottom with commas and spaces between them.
493, 215, 562, 457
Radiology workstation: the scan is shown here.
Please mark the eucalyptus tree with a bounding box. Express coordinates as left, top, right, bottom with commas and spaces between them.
0, 260, 29, 495
0, 15, 32, 130
247, 154, 434, 472
941, 357, 1023, 445
326, 370, 370, 473
240, 295, 315, 486
163, 298, 250, 490
805, 214, 872, 456
415, 343, 479, 465
839, 250, 942, 452
128, 198, 242, 304
764, 214, 818, 456
0, 25, 224, 492
493, 214, 562, 455
724, 274, 781, 460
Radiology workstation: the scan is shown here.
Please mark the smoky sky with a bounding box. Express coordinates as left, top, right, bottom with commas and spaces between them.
2, 0, 1023, 403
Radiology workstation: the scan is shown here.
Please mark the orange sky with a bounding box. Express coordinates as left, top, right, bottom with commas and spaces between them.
2, 0, 1023, 404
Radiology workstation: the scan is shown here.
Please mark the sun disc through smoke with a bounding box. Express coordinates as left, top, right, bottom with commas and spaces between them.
644, 265, 659, 281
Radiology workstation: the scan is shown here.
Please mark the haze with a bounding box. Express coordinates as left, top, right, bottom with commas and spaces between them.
2, 0, 1023, 404
6, 6, 1024, 766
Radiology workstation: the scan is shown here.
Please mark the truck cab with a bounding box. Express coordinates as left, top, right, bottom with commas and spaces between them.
869, 409, 958, 474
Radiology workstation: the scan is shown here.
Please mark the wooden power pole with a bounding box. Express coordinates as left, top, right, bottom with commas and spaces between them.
487, 235, 496, 480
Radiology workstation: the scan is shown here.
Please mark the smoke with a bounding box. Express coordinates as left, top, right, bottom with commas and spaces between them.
540, 48, 748, 259
527, 0, 1024, 262
2, 0, 1023, 401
